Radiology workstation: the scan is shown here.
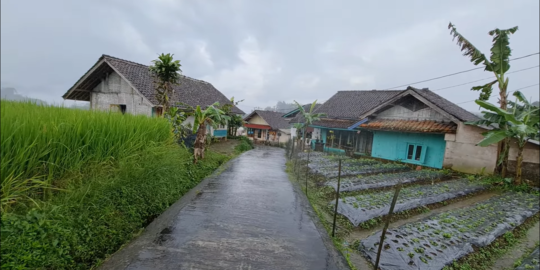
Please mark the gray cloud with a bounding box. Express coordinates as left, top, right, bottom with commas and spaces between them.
2, 0, 538, 114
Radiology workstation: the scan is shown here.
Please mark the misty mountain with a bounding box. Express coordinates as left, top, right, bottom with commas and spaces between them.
1, 87, 48, 105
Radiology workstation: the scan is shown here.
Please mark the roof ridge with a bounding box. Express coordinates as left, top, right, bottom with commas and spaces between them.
336, 90, 405, 92
102, 54, 211, 85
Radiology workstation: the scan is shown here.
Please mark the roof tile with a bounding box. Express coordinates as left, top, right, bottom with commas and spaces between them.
360, 120, 457, 133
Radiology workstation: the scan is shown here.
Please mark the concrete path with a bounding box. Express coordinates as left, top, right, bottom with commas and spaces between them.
100, 147, 347, 270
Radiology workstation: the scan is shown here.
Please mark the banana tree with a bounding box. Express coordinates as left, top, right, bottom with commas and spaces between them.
293, 100, 326, 150
192, 102, 229, 163
149, 53, 182, 113
448, 23, 518, 177
466, 91, 539, 184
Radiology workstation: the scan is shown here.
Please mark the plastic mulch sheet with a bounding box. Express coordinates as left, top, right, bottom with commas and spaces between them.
310, 163, 410, 178
359, 192, 540, 270
333, 179, 487, 226
515, 247, 540, 270
327, 170, 446, 192
308, 158, 381, 171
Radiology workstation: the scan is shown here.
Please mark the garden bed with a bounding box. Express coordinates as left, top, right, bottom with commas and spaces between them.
311, 163, 410, 178
515, 246, 540, 270
327, 170, 447, 192
308, 158, 381, 170
358, 192, 540, 270
333, 179, 487, 226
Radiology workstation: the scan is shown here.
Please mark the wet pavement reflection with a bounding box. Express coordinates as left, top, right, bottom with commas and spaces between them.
102, 147, 341, 270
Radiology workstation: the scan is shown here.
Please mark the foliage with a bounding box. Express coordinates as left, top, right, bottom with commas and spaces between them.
149, 53, 182, 113
192, 103, 228, 134
192, 103, 229, 162
219, 97, 245, 137
234, 137, 254, 154
1, 144, 228, 269
466, 91, 540, 183
165, 106, 190, 142
0, 100, 172, 212
448, 23, 518, 101
448, 22, 519, 177
293, 100, 326, 148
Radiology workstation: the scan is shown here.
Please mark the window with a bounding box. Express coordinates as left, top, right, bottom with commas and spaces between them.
110, 104, 127, 114
257, 129, 262, 138
247, 128, 254, 136
406, 143, 426, 163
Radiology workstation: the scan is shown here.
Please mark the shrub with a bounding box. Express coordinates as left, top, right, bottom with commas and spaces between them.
235, 136, 254, 153
1, 144, 229, 269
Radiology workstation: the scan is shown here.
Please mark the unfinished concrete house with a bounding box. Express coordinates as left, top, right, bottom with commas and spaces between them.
62, 54, 244, 138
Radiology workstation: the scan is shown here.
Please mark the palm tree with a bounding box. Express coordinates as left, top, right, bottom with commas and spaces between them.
149, 53, 182, 114
293, 100, 326, 150
466, 91, 539, 184
192, 102, 229, 163
448, 23, 518, 177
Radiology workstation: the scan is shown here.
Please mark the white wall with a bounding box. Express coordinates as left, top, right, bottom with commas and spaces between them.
90, 71, 154, 116
247, 115, 268, 125
443, 123, 540, 175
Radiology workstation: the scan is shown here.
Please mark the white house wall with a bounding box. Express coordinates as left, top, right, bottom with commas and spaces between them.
376, 105, 450, 121
90, 71, 153, 116
247, 115, 269, 125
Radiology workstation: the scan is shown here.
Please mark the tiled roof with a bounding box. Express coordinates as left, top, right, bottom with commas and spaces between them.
314, 90, 403, 119
409, 87, 479, 122
63, 55, 244, 114
311, 118, 356, 129
360, 119, 457, 133
244, 110, 290, 130
284, 103, 322, 119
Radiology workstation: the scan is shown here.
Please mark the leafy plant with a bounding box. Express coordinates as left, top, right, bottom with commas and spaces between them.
149, 53, 182, 113
466, 91, 540, 184
191, 102, 229, 163
448, 23, 518, 177
293, 100, 326, 150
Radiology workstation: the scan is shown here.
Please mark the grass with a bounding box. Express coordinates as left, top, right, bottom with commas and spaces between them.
1, 100, 172, 211
1, 143, 230, 269
0, 100, 247, 269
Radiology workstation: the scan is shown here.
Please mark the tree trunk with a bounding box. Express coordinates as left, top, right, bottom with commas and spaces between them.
302, 127, 307, 151
193, 124, 207, 164
501, 138, 510, 178
514, 143, 525, 185
496, 81, 510, 176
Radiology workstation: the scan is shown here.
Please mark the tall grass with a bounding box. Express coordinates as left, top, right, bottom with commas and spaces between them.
1, 100, 172, 211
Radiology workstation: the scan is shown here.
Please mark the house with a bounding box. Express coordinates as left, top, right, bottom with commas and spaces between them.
285, 103, 322, 142
62, 54, 244, 138
308, 90, 401, 155
243, 110, 291, 144
308, 87, 540, 179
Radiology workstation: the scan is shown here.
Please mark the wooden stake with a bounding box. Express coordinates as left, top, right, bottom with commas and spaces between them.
332, 158, 342, 237
305, 150, 310, 196
374, 185, 402, 270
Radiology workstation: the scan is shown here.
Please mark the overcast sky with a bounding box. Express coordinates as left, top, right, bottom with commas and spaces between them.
1, 0, 539, 113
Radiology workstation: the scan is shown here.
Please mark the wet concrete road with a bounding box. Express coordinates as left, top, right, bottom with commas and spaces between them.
100, 147, 347, 270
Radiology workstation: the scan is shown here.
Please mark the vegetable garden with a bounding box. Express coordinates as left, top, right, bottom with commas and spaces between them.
327, 170, 447, 192
359, 192, 539, 270
333, 179, 488, 226
287, 150, 540, 270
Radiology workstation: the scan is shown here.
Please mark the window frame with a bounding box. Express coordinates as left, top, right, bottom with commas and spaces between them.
406, 143, 426, 163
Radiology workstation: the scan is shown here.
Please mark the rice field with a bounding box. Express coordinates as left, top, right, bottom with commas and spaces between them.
0, 100, 172, 211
